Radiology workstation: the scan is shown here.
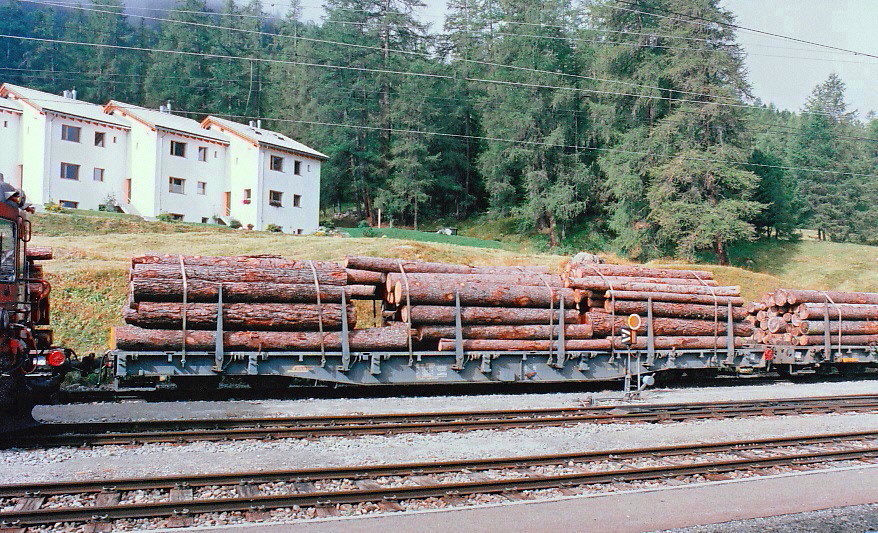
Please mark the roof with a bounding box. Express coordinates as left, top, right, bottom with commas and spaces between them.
0, 84, 129, 127
0, 96, 22, 113
202, 116, 328, 160
105, 100, 229, 144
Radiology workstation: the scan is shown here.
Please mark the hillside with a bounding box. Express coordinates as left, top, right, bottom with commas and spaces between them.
29, 211, 878, 355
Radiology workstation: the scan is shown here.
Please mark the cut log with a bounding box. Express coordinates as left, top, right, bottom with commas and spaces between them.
568, 279, 739, 297
132, 255, 339, 269
774, 289, 878, 306
112, 325, 410, 351
131, 264, 348, 285
568, 264, 714, 280
437, 336, 742, 352
346, 269, 385, 285
385, 272, 564, 293
391, 282, 576, 308
794, 334, 878, 346
131, 279, 371, 303
603, 290, 744, 306
604, 300, 747, 320
795, 303, 878, 320
583, 313, 754, 337
26, 247, 53, 261
344, 256, 549, 274
792, 320, 878, 335
124, 303, 356, 331
417, 324, 594, 341
766, 316, 789, 334
566, 276, 718, 289
400, 306, 580, 325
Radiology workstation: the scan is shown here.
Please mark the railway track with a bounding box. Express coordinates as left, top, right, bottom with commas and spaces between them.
1, 430, 876, 528
4, 394, 878, 448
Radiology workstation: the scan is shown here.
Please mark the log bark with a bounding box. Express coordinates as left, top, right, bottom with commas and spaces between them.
584, 313, 754, 337
603, 290, 744, 306
569, 279, 738, 296
774, 289, 878, 306
26, 247, 53, 261
793, 320, 878, 335
568, 264, 714, 280
767, 316, 788, 333
400, 306, 580, 325
392, 282, 576, 308
795, 303, 878, 320
112, 325, 410, 351
344, 256, 549, 274
124, 303, 356, 331
386, 272, 564, 293
131, 279, 372, 303
604, 300, 747, 320
794, 334, 878, 346
346, 269, 385, 285
437, 336, 742, 352
566, 276, 718, 288
131, 264, 348, 285
132, 255, 339, 269
417, 324, 594, 341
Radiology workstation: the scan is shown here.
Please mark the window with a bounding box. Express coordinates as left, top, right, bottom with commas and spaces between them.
297, 228, 303, 235
3, 121, 7, 128
214, 151, 218, 158
169, 177, 185, 194
293, 194, 301, 208
269, 190, 283, 207
169, 213, 184, 221
198, 147, 208, 162
0, 219, 16, 282
197, 181, 206, 195
170, 140, 186, 157
307, 164, 311, 172
243, 189, 252, 204
61, 124, 80, 143
94, 132, 105, 147
294, 160, 302, 175
270, 155, 284, 172
60, 162, 80, 180
201, 217, 209, 224
59, 200, 78, 208
113, 136, 117, 144
93, 168, 104, 182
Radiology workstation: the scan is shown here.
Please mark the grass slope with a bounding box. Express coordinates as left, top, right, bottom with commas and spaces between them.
29, 211, 878, 354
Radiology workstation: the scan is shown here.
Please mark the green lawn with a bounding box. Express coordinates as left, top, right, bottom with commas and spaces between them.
339, 226, 507, 249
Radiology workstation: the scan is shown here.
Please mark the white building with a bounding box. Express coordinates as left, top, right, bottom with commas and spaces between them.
0, 84, 131, 210
202, 116, 326, 234
0, 83, 326, 233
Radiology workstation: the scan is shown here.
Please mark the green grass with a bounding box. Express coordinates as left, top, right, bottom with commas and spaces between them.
32, 211, 234, 237
339, 226, 506, 249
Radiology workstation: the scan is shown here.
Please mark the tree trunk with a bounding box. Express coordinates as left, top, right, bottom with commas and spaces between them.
132, 264, 347, 285
567, 264, 714, 280
567, 276, 719, 288
584, 313, 754, 337
344, 256, 549, 274
391, 282, 577, 308
400, 305, 580, 325
112, 325, 410, 351
571, 280, 738, 297
603, 290, 744, 306
774, 289, 878, 306
793, 320, 878, 335
795, 303, 878, 320
436, 336, 743, 352
417, 324, 594, 341
715, 237, 729, 266
346, 269, 386, 285
385, 272, 563, 292
124, 302, 356, 331
131, 279, 374, 303
604, 300, 746, 320
794, 334, 878, 346
131, 255, 338, 270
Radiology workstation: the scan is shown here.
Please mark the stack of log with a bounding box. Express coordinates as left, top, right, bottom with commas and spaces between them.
112, 255, 410, 351
567, 263, 751, 350
748, 289, 878, 346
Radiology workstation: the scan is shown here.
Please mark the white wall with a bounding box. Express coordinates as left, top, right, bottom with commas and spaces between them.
226, 139, 259, 228
154, 131, 227, 223
124, 120, 159, 217
259, 148, 321, 234
0, 110, 21, 187
18, 104, 48, 205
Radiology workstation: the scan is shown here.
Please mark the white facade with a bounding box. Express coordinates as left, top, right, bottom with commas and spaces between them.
0, 84, 326, 233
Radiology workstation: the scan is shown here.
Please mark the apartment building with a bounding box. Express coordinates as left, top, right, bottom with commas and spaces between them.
0, 83, 326, 232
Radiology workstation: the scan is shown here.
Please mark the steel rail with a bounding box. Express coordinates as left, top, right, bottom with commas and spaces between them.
4, 395, 878, 449
0, 431, 877, 525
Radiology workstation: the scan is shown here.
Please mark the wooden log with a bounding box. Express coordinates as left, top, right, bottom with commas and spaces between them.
566, 276, 717, 289
131, 279, 370, 303
400, 306, 580, 325
603, 290, 744, 306
794, 334, 878, 346
795, 303, 878, 320
392, 282, 577, 308
386, 272, 564, 293
344, 256, 549, 274
766, 316, 788, 334
568, 279, 739, 297
774, 289, 878, 306
436, 336, 742, 352
131, 264, 348, 285
26, 247, 53, 261
124, 303, 356, 331
569, 264, 714, 280
417, 324, 594, 341
112, 325, 410, 351
793, 320, 878, 335
583, 313, 754, 337
132, 254, 340, 269
347, 269, 385, 285
604, 300, 747, 320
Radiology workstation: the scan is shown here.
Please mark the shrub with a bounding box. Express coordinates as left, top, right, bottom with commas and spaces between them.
362, 227, 381, 238
357, 220, 371, 228
266, 224, 283, 233
44, 202, 65, 213
229, 218, 242, 229
156, 212, 175, 222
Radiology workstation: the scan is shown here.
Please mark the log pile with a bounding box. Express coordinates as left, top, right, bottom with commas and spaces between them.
568, 262, 751, 350
747, 289, 878, 346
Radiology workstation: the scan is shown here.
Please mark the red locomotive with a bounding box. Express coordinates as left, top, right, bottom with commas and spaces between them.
0, 182, 71, 431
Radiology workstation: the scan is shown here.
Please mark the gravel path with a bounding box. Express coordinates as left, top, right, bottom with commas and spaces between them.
33, 379, 878, 423
664, 503, 878, 532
